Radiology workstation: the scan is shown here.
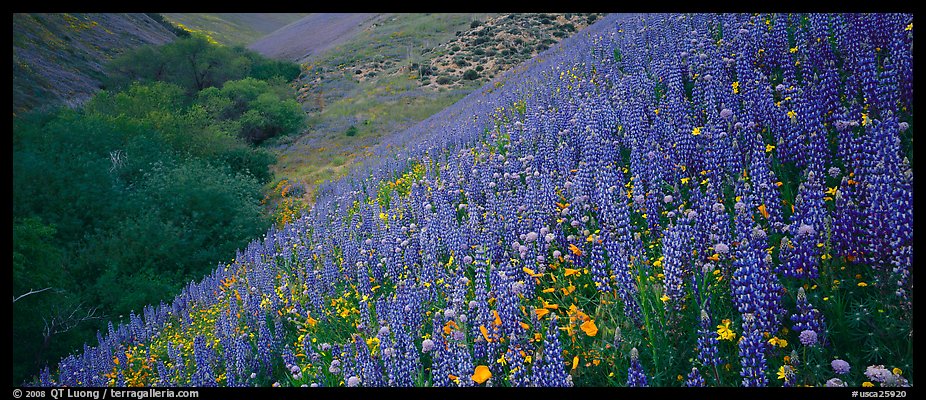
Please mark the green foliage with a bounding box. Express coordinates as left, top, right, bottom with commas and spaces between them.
12, 41, 295, 381
105, 36, 301, 95
463, 69, 480, 80
74, 161, 266, 314
198, 78, 304, 144
345, 125, 358, 137
13, 217, 64, 298
247, 57, 301, 82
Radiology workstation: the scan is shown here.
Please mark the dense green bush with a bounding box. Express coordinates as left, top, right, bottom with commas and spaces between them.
105, 36, 301, 95
198, 78, 304, 144
11, 36, 299, 383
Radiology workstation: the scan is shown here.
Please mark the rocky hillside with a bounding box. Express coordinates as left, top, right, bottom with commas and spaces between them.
12, 13, 177, 114
320, 13, 603, 90
423, 13, 603, 88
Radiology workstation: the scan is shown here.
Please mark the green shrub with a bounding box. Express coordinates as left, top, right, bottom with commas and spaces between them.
106, 36, 301, 95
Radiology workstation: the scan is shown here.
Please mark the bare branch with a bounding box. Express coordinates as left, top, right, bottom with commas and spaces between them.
41, 303, 105, 342
13, 287, 52, 303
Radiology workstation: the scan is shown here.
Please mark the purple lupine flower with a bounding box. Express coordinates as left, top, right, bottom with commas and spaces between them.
589, 242, 611, 292
780, 364, 796, 387
662, 216, 695, 305
791, 287, 827, 346
685, 367, 705, 387
191, 335, 216, 387
626, 348, 649, 387
532, 314, 569, 387
738, 314, 768, 387
696, 309, 722, 367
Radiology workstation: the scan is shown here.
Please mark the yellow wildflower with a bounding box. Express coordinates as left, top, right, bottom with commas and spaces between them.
716, 319, 736, 341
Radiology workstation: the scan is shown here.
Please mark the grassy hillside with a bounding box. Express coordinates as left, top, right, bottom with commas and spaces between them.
248, 13, 385, 62
161, 13, 309, 46
12, 13, 176, 114
268, 13, 602, 206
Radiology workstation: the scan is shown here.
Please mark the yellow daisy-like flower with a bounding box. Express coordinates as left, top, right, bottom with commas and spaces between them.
692, 127, 702, 136
858, 282, 868, 287
716, 319, 736, 341
893, 368, 903, 375
768, 336, 788, 348
862, 382, 875, 387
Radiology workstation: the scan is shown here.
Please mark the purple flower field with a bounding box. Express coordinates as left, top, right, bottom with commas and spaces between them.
34, 13, 913, 388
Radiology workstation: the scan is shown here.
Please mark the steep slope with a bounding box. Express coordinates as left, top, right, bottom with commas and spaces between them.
248, 13, 385, 62
267, 13, 600, 203
34, 13, 914, 388
161, 13, 310, 46
12, 13, 176, 114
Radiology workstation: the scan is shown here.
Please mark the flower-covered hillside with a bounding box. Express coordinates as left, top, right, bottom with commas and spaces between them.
37, 13, 913, 387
